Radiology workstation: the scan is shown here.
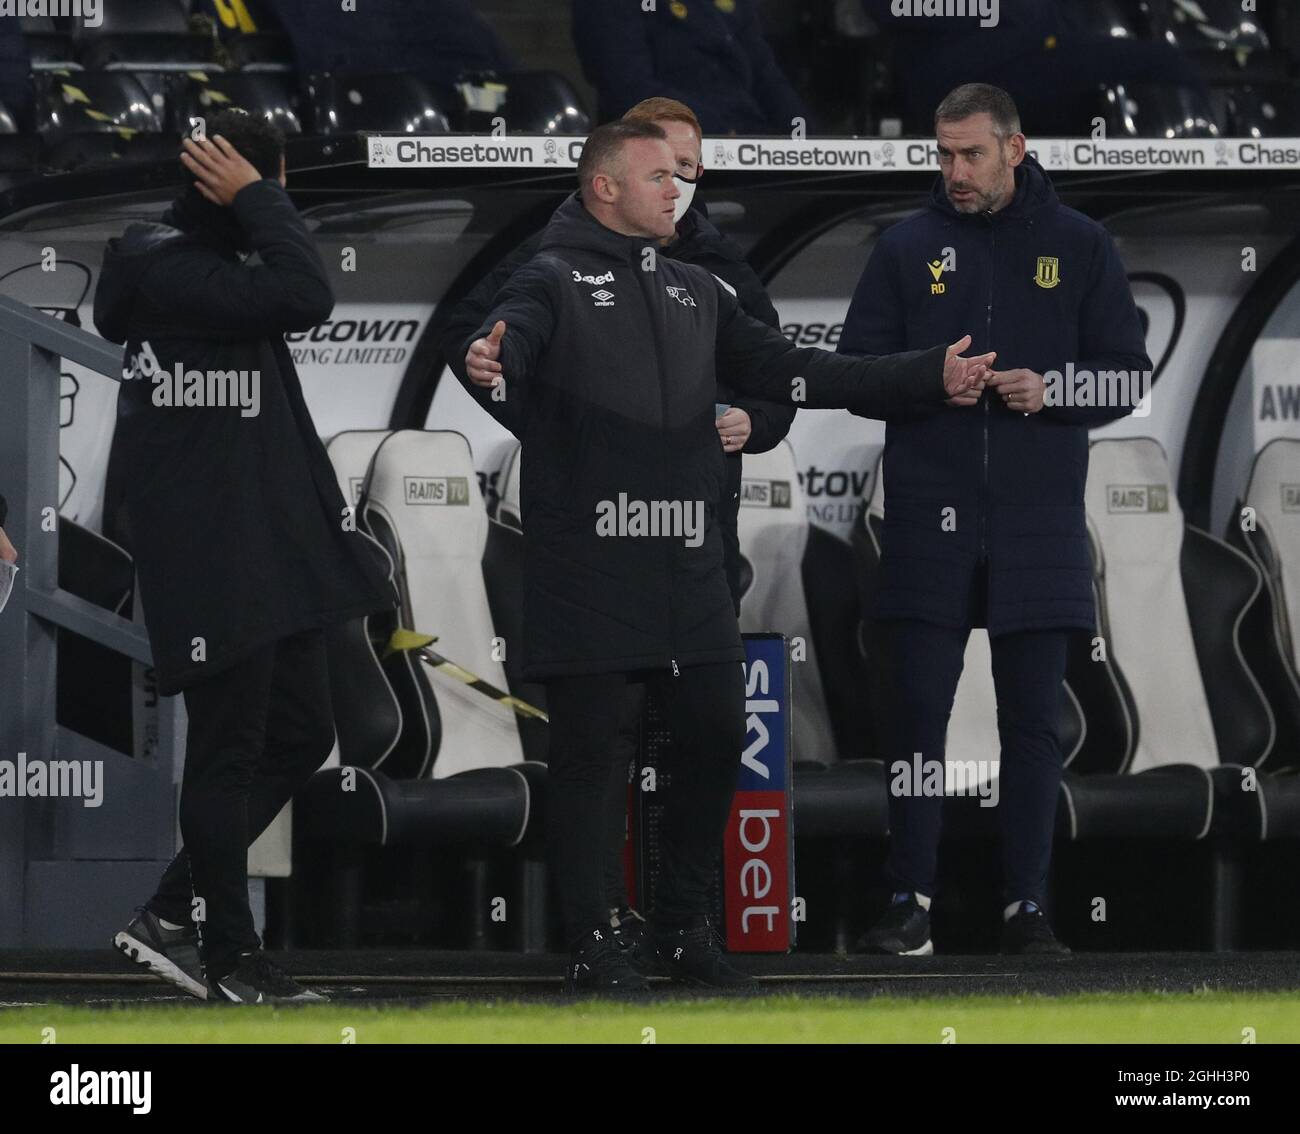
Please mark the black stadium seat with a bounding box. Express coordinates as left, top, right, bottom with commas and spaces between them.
1153, 0, 1271, 54
0, 100, 38, 177
169, 70, 302, 135
33, 70, 174, 172
1055, 439, 1271, 947
20, 13, 75, 65
304, 71, 452, 136
297, 431, 549, 951
1103, 81, 1223, 138
1213, 83, 1300, 137
70, 0, 214, 70
418, 69, 592, 135
1223, 440, 1300, 844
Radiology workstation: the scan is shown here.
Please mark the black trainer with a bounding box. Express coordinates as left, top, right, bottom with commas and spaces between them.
650, 916, 754, 988
113, 907, 207, 1000
208, 950, 328, 1003
1001, 902, 1071, 955
565, 926, 650, 994
856, 893, 934, 955
610, 905, 661, 976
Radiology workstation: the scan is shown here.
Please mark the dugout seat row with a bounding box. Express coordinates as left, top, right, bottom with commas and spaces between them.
295, 429, 550, 950
790, 435, 1300, 948
21, 65, 587, 174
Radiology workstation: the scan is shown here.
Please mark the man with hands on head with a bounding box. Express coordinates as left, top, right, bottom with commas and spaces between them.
839, 83, 1151, 958
463, 118, 993, 992
96, 111, 394, 1005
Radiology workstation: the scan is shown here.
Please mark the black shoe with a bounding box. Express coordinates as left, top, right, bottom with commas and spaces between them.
208, 950, 328, 1003
856, 893, 934, 955
1001, 903, 1071, 955
565, 926, 650, 994
610, 906, 662, 976
113, 907, 207, 1000
651, 916, 754, 988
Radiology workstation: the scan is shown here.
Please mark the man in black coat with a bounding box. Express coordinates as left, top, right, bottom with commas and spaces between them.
441, 98, 793, 956
462, 119, 993, 991
840, 85, 1151, 956
94, 112, 394, 1003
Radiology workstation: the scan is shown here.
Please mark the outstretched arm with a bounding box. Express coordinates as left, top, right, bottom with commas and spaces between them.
715, 282, 991, 418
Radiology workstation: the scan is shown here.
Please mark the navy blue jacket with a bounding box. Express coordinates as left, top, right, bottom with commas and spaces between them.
572, 0, 806, 135
839, 156, 1151, 636
265, 0, 511, 81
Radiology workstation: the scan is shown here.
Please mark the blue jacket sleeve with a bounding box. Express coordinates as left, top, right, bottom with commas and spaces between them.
838, 235, 941, 422
1038, 232, 1152, 427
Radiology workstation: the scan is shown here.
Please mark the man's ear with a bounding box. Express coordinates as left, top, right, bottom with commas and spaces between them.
278, 154, 287, 187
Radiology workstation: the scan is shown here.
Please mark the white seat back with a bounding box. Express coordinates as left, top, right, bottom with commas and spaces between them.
497, 442, 523, 529
1086, 438, 1219, 771
736, 441, 836, 764
367, 430, 523, 776
1243, 438, 1300, 671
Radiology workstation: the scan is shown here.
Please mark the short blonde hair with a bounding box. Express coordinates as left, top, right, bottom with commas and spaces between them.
623, 98, 702, 141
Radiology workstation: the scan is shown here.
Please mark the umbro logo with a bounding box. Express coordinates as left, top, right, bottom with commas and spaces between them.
591, 289, 615, 307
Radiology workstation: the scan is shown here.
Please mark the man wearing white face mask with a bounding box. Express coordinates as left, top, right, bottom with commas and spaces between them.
440, 98, 795, 970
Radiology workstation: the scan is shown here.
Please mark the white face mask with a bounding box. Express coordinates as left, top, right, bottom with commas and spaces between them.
672, 172, 699, 223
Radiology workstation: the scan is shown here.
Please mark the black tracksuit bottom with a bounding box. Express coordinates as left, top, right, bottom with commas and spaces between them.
547, 660, 745, 944
877, 616, 1068, 906
147, 629, 335, 978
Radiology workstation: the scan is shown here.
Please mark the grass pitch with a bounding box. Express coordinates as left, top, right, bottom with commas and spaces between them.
1, 990, 1296, 1044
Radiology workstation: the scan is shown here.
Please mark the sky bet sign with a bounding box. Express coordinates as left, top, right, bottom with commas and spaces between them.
723, 634, 795, 952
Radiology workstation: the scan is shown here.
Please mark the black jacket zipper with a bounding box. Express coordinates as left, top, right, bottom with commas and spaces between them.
638, 257, 680, 676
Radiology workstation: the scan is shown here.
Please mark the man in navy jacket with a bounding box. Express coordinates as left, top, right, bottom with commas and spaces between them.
572, 0, 806, 135
839, 84, 1151, 955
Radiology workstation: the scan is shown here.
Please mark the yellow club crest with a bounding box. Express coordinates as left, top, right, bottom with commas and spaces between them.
671, 0, 688, 18
1034, 256, 1061, 289
715, 0, 736, 12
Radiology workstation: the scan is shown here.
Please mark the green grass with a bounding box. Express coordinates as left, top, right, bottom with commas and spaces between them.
1, 990, 1297, 1043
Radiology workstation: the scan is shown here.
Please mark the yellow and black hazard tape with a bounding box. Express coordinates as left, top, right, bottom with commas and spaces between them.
385, 628, 548, 723
54, 71, 138, 141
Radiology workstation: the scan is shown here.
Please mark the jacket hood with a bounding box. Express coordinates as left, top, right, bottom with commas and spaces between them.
538, 192, 670, 264
92, 220, 186, 345
93, 185, 250, 345
927, 152, 1058, 225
